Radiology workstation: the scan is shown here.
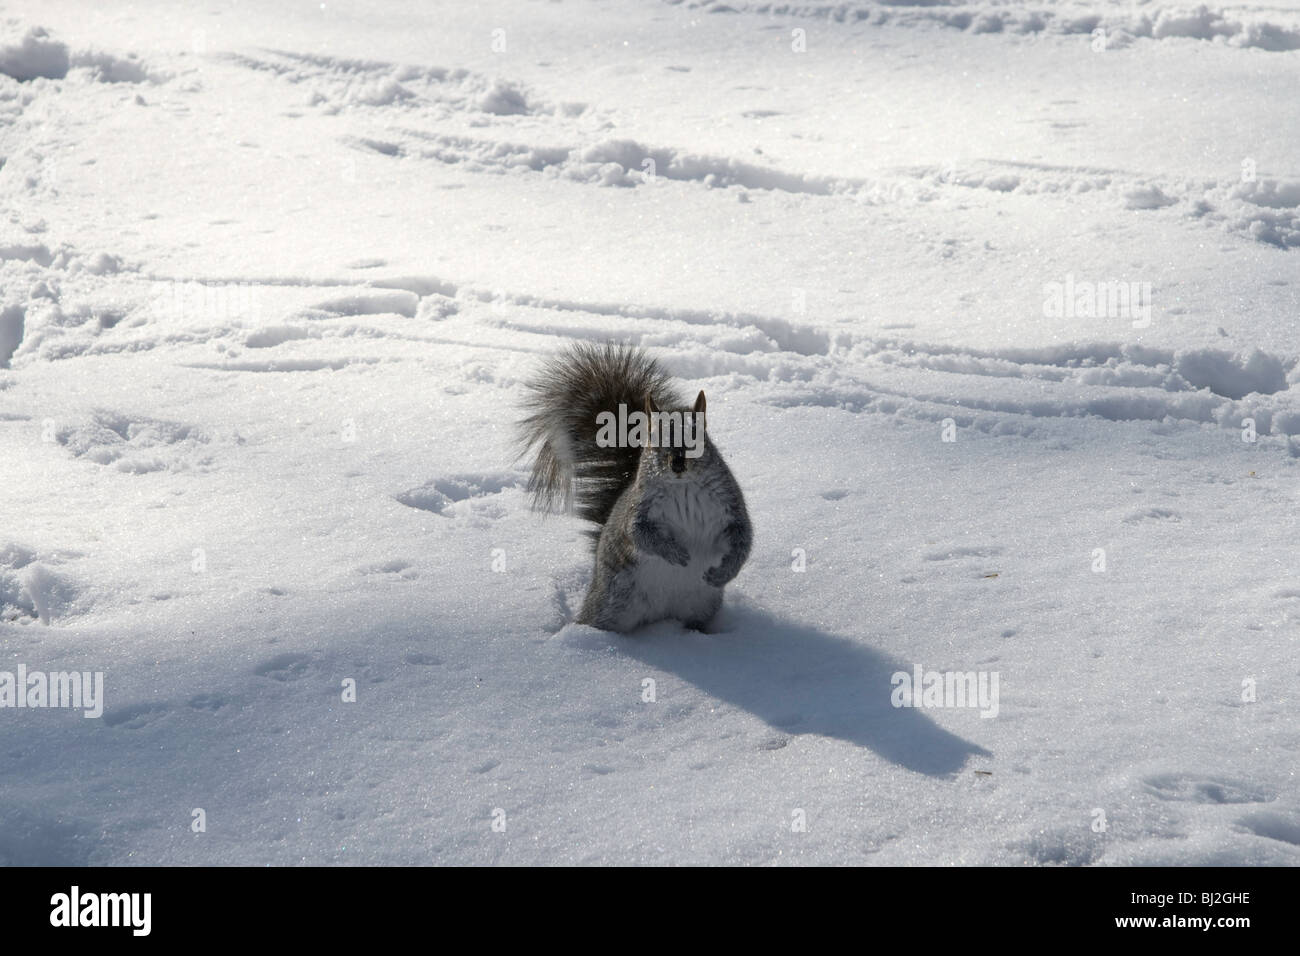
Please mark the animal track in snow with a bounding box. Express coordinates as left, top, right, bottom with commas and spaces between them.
357, 559, 418, 579
395, 473, 520, 518
1012, 825, 1105, 866
345, 111, 1299, 250
0, 543, 82, 625
244, 325, 317, 348
187, 693, 228, 712
220, 48, 548, 118
1142, 772, 1272, 805
760, 340, 1298, 440
305, 290, 418, 318
55, 410, 207, 473
1233, 811, 1300, 846
101, 702, 170, 730
1123, 508, 1182, 524
0, 543, 40, 623
254, 652, 314, 682
184, 356, 378, 373
675, 2, 1300, 55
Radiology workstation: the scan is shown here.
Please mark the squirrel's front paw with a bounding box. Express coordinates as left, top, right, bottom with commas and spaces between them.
703, 565, 729, 587
662, 542, 690, 567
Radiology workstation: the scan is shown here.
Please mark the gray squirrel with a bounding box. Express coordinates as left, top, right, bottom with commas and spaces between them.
519, 343, 752, 632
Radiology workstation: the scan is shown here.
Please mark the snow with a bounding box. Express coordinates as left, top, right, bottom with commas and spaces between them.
0, 26, 68, 83
1, 0, 1298, 865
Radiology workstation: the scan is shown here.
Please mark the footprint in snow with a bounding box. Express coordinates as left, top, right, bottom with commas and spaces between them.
1013, 826, 1104, 866
357, 559, 417, 578
395, 473, 520, 519
188, 693, 228, 712
546, 566, 589, 633
55, 410, 205, 474
305, 290, 417, 318
1124, 507, 1181, 523
1233, 812, 1300, 846
254, 652, 314, 682
1142, 773, 1271, 805
102, 702, 170, 730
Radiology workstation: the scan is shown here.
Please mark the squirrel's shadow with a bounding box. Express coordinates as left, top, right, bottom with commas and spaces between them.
598, 601, 992, 777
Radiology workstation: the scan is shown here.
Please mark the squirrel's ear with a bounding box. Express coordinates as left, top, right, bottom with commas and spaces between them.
693, 390, 707, 431
643, 393, 659, 446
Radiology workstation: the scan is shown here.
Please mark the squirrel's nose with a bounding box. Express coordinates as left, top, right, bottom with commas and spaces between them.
671, 454, 686, 474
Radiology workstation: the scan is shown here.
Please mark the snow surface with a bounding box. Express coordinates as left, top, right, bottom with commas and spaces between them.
1, 0, 1298, 865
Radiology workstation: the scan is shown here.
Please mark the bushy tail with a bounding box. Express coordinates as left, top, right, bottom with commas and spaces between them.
518, 342, 683, 529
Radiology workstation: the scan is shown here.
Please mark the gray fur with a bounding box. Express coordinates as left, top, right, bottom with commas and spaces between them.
519, 343, 752, 633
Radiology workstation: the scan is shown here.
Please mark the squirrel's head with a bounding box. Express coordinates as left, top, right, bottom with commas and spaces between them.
641, 390, 710, 480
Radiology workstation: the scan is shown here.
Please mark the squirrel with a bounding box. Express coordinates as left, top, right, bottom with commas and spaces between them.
519, 342, 752, 633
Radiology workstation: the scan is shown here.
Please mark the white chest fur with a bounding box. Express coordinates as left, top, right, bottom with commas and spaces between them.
645, 480, 729, 565
618, 480, 730, 628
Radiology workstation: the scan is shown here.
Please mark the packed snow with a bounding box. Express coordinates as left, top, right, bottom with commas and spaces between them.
1, 0, 1298, 865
